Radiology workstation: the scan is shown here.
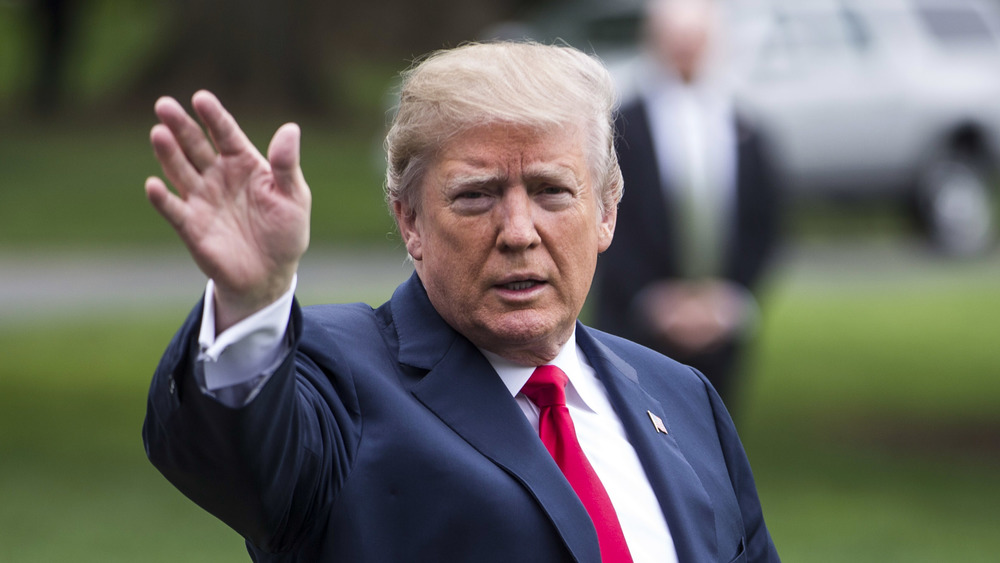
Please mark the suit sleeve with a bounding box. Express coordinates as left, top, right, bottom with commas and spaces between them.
705, 382, 781, 562
142, 298, 360, 554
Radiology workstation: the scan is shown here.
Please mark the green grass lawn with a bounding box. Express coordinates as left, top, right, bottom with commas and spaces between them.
1, 269, 998, 562
741, 269, 1000, 562
0, 310, 247, 562
0, 118, 396, 249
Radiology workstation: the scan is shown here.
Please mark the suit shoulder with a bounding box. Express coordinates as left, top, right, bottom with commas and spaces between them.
586, 326, 702, 381
299, 302, 384, 345
302, 301, 376, 321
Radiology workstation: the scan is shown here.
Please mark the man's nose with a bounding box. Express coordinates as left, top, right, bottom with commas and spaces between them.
497, 189, 541, 251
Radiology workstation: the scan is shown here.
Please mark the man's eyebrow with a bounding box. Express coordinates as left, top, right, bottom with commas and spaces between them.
523, 162, 582, 186
442, 171, 505, 191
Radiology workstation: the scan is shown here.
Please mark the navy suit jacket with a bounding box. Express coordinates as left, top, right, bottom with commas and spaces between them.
143, 273, 779, 562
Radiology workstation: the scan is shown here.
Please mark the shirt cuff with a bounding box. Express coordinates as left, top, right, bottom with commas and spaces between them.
197, 276, 297, 392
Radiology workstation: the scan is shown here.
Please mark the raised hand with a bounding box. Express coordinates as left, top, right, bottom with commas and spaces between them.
145, 90, 311, 331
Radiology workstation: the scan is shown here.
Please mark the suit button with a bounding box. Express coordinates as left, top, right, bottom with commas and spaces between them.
168, 375, 176, 395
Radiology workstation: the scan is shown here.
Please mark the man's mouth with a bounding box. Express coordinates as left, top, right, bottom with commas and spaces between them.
500, 280, 542, 291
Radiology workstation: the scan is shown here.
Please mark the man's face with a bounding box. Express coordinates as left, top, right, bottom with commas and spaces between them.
650, 3, 712, 83
394, 123, 616, 365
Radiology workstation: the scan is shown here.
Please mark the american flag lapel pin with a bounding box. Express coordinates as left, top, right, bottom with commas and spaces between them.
647, 410, 668, 435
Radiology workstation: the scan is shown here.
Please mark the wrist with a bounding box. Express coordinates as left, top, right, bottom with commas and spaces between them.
212, 270, 296, 333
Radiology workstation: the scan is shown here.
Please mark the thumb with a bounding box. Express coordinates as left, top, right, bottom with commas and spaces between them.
268, 122, 306, 194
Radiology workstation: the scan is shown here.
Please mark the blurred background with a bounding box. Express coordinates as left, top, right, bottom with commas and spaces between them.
1, 0, 998, 561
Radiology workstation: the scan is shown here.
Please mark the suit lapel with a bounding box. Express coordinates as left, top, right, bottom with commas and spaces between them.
577, 326, 718, 563
391, 274, 602, 563
620, 100, 681, 273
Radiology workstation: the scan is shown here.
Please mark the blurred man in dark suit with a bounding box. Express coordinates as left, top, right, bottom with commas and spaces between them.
596, 0, 782, 408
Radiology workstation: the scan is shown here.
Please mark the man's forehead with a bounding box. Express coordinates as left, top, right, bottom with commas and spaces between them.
443, 121, 583, 151
436, 125, 588, 179
442, 157, 582, 178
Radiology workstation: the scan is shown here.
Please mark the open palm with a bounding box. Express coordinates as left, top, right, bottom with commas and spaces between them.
145, 91, 311, 329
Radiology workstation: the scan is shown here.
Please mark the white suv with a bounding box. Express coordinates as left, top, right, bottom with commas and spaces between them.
725, 0, 1000, 255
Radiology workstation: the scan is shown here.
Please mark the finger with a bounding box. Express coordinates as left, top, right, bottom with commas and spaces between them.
267, 123, 307, 195
150, 124, 203, 198
145, 176, 189, 230
154, 96, 217, 172
190, 90, 260, 159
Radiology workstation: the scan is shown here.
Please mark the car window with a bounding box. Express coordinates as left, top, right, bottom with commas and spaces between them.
754, 7, 872, 75
915, 5, 1000, 47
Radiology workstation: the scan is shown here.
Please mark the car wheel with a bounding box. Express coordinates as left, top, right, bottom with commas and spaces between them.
916, 155, 995, 257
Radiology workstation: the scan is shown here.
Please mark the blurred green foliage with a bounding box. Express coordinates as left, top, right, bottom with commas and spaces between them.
0, 0, 165, 110
0, 0, 402, 249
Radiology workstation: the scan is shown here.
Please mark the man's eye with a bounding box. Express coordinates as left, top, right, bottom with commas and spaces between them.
450, 190, 493, 213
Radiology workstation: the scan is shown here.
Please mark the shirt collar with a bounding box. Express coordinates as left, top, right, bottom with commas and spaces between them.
480, 326, 602, 414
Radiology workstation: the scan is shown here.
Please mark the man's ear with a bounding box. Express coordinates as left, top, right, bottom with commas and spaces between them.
597, 203, 617, 253
393, 200, 423, 261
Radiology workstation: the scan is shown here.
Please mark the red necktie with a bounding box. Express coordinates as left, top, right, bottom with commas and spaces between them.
522, 365, 634, 562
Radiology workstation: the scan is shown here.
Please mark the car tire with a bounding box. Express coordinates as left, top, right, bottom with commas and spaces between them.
915, 154, 995, 257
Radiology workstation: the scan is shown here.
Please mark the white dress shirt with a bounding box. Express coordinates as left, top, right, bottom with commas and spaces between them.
196, 281, 676, 562
642, 63, 738, 278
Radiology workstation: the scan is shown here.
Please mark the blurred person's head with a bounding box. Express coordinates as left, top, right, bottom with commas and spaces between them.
645, 0, 720, 83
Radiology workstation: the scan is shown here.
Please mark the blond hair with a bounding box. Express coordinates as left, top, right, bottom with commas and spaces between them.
384, 41, 623, 217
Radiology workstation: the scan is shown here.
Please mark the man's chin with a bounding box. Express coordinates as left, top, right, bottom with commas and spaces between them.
475, 312, 573, 359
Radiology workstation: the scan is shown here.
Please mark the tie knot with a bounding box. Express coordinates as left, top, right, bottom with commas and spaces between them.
522, 365, 569, 408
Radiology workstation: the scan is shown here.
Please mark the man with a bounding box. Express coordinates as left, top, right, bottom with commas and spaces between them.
595, 0, 781, 407
143, 41, 779, 562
